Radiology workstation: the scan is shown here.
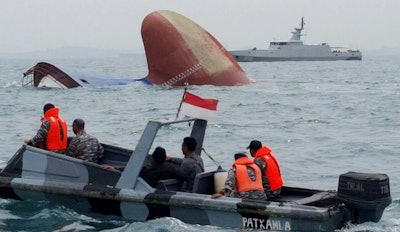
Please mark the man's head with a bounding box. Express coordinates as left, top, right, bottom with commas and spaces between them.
181, 137, 197, 156
234, 153, 247, 160
247, 140, 262, 157
152, 146, 167, 165
72, 118, 85, 135
43, 103, 55, 114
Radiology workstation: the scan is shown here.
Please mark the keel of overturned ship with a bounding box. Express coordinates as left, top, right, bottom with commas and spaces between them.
141, 10, 251, 86
22, 10, 252, 89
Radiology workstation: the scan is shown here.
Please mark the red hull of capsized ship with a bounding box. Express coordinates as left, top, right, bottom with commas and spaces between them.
142, 10, 252, 86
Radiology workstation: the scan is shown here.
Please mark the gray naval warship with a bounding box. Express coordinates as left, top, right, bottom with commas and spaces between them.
230, 17, 362, 62
0, 118, 391, 231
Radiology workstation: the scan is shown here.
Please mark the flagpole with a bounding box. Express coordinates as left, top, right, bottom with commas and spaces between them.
175, 87, 187, 120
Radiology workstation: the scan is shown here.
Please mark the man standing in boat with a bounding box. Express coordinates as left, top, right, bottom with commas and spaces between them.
168, 137, 204, 192
247, 140, 283, 199
24, 103, 68, 153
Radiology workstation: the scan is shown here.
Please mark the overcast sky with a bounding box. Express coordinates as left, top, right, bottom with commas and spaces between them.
1, 0, 398, 53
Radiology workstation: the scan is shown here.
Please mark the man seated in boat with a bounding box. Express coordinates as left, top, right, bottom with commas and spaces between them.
211, 153, 267, 200
24, 103, 68, 153
66, 118, 104, 164
247, 140, 283, 199
140, 146, 187, 188
167, 137, 204, 192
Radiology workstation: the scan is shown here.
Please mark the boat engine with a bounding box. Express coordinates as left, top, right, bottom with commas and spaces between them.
337, 171, 391, 224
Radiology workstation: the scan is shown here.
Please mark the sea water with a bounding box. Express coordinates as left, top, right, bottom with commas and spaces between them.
0, 55, 399, 231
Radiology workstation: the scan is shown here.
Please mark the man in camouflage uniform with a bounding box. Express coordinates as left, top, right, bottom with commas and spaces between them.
24, 103, 67, 153
247, 140, 283, 199
66, 118, 104, 163
211, 153, 267, 200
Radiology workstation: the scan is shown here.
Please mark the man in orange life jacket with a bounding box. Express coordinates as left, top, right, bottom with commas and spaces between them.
247, 140, 283, 199
24, 103, 68, 153
211, 153, 266, 200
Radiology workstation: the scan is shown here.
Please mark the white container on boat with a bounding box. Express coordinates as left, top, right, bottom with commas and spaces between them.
214, 171, 228, 193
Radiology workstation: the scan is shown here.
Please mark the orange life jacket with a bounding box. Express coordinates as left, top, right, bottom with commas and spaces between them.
255, 146, 284, 191
40, 107, 67, 151
233, 157, 264, 193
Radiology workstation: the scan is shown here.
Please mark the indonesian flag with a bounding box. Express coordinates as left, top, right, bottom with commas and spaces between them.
177, 91, 219, 121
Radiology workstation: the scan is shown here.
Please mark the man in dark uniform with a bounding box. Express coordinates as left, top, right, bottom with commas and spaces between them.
140, 146, 187, 188
168, 137, 204, 192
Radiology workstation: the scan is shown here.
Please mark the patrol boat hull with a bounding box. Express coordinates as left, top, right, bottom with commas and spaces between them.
0, 119, 391, 231
230, 45, 362, 62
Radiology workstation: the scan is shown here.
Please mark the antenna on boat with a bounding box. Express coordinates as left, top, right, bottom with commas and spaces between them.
202, 147, 227, 193
175, 84, 188, 120
201, 147, 222, 168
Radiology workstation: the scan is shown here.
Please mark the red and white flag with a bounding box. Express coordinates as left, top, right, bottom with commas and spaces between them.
177, 91, 219, 121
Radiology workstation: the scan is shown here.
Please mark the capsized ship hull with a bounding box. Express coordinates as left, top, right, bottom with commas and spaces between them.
142, 10, 251, 86
22, 10, 252, 88
141, 10, 251, 86
22, 62, 146, 89
0, 118, 391, 231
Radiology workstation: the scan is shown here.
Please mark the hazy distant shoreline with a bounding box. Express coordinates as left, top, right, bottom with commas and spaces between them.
0, 46, 145, 59
0, 46, 399, 59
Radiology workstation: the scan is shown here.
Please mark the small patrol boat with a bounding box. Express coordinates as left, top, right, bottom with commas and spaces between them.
0, 118, 391, 231
230, 17, 362, 62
